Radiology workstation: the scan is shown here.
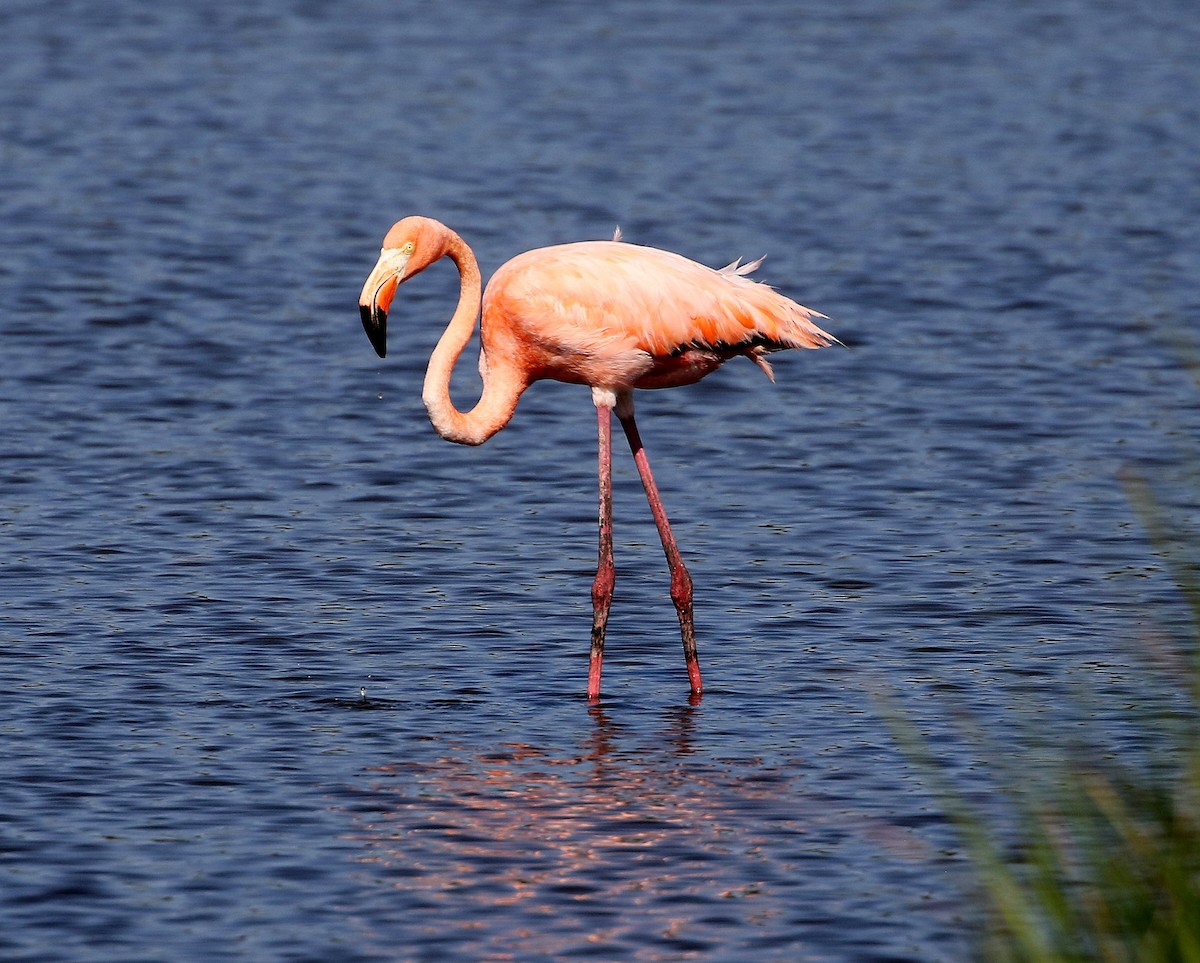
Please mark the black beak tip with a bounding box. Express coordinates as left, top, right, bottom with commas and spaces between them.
359, 303, 387, 358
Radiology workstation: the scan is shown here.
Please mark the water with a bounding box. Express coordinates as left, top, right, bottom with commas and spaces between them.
3, 0, 1199, 959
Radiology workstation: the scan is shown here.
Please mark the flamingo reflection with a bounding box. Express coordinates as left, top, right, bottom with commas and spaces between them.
341, 709, 933, 958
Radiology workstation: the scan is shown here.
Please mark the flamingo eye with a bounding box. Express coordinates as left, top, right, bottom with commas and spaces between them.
401, 241, 415, 255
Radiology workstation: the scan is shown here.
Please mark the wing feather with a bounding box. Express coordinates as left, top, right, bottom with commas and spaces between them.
489, 241, 836, 363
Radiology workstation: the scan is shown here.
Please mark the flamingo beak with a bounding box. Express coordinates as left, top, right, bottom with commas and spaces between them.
358, 249, 410, 359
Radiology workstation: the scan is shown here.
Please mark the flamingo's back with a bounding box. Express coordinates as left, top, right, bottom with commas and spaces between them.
483, 240, 837, 390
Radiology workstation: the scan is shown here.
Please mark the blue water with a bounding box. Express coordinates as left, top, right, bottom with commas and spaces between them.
3, 0, 1200, 959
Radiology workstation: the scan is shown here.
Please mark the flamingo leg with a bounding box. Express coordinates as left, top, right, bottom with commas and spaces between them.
617, 408, 703, 696
588, 404, 616, 701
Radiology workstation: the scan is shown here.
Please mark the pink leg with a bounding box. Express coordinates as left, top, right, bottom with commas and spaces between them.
588, 405, 615, 701
617, 409, 703, 696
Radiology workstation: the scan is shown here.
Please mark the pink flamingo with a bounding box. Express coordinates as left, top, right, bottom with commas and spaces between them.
359, 217, 838, 701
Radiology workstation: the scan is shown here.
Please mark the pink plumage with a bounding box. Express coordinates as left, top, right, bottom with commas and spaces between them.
486, 240, 836, 390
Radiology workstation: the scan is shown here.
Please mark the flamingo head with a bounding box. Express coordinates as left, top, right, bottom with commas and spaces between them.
358, 216, 451, 358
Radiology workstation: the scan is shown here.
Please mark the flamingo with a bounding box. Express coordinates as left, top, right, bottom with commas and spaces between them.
359, 216, 838, 701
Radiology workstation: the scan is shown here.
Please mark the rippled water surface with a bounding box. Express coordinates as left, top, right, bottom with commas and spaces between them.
4, 1, 1200, 960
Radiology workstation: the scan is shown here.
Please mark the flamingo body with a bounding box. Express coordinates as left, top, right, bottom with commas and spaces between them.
359, 216, 837, 700
484, 241, 836, 393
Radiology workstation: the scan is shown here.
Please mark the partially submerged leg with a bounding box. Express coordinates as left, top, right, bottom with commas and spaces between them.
615, 393, 703, 696
588, 402, 616, 701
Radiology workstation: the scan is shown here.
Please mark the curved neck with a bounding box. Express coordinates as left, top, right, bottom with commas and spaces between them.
421, 233, 524, 446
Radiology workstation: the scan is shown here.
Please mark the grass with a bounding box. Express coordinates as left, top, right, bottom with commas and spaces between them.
888, 360, 1200, 960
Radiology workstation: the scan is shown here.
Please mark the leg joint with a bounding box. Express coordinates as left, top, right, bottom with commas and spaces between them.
669, 565, 693, 611
592, 563, 616, 606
